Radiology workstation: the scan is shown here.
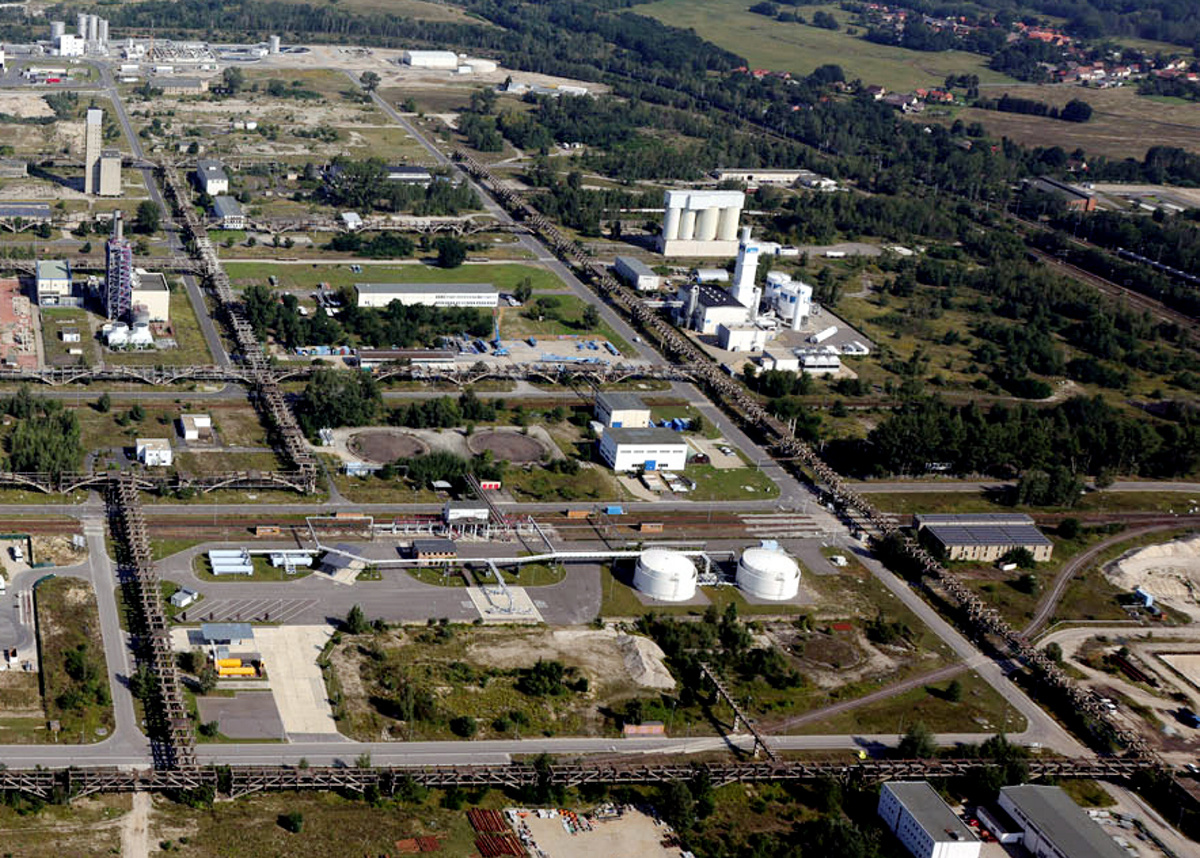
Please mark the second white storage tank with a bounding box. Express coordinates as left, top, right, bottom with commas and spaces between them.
737, 548, 800, 601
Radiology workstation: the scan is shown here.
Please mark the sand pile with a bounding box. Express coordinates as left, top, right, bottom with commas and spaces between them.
1105, 535, 1200, 618
617, 633, 675, 690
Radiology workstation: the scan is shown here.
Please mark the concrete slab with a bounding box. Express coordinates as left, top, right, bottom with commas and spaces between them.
466, 585, 544, 623
197, 691, 285, 740
253, 625, 340, 738
688, 437, 742, 470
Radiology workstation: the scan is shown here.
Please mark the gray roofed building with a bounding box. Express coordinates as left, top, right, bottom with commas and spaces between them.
595, 391, 652, 429
0, 204, 51, 221
603, 426, 684, 445
199, 622, 254, 644
998, 785, 1125, 858
693, 283, 744, 308
412, 538, 457, 559
211, 195, 245, 228
353, 282, 499, 309
921, 522, 1053, 563
914, 513, 1035, 530
387, 165, 432, 183
36, 259, 71, 281
878, 781, 980, 858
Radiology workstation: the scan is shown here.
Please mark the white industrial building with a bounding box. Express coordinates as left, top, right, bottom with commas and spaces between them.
212, 195, 245, 229
131, 270, 171, 322
613, 256, 661, 291
594, 392, 651, 429
634, 549, 697, 602
443, 501, 490, 524
402, 50, 460, 69
354, 283, 499, 309
658, 190, 745, 257
675, 282, 748, 336
997, 785, 1126, 858
599, 427, 689, 472
716, 323, 771, 353
36, 260, 72, 305
136, 438, 173, 467
760, 349, 799, 372
179, 413, 213, 441
56, 34, 85, 57
195, 160, 229, 195
878, 782, 980, 858
737, 547, 801, 601
732, 228, 813, 332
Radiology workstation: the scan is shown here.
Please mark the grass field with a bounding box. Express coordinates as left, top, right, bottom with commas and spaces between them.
40, 307, 99, 367
867, 489, 1195, 517
224, 261, 564, 295
935, 84, 1200, 159
791, 670, 1027, 735
638, 0, 1014, 90
279, 0, 476, 22
34, 577, 114, 742
193, 554, 313, 583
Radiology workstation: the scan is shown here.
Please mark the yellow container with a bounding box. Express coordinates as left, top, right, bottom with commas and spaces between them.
216, 658, 242, 668
218, 666, 256, 677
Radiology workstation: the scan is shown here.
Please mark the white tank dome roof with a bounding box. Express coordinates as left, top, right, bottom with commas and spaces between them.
634, 549, 697, 602
737, 548, 800, 601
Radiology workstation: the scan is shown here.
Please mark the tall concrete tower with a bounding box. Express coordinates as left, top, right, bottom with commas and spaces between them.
105, 211, 136, 320
84, 108, 103, 194
731, 226, 760, 311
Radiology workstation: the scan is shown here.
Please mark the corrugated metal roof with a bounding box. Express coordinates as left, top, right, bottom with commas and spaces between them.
200, 622, 253, 641
355, 283, 495, 295
596, 391, 647, 412
1001, 785, 1125, 858
212, 195, 243, 218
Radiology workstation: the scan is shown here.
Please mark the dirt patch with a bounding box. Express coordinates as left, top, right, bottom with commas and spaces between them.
1105, 535, 1200, 620
32, 534, 87, 567
0, 671, 42, 716
520, 808, 686, 858
467, 628, 673, 690
467, 430, 546, 463
0, 94, 54, 119
348, 430, 428, 463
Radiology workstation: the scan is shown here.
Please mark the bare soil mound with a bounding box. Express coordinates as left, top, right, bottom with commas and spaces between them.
467, 430, 546, 463
348, 430, 428, 463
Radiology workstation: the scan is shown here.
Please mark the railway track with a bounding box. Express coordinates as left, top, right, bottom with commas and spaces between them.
1027, 248, 1199, 334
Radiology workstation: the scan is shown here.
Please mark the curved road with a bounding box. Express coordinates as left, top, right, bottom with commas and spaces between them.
1023, 524, 1186, 638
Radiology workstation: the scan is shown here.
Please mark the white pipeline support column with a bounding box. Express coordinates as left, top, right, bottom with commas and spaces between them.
695, 206, 720, 242
717, 206, 740, 241
678, 209, 697, 241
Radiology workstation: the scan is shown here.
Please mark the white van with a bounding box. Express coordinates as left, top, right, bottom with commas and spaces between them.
11, 545, 23, 564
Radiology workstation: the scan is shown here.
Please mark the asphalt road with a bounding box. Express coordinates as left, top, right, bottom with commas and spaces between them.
1022, 524, 1180, 637
99, 64, 231, 368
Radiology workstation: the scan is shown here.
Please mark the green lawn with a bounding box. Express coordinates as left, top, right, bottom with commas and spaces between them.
224, 261, 564, 295
33, 577, 115, 742
638, 0, 1015, 90
685, 463, 780, 501
791, 670, 1027, 735
40, 307, 98, 367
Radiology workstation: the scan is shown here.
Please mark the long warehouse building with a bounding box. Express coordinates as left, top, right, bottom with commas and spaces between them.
354, 283, 499, 309
914, 513, 1053, 563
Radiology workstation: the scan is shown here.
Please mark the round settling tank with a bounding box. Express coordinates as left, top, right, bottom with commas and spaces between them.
634, 549, 697, 602
737, 548, 800, 601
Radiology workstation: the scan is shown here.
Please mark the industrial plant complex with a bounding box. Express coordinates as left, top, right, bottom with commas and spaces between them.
0, 6, 1193, 857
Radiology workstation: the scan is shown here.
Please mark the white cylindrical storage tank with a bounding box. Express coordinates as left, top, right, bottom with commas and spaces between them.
634, 549, 697, 602
738, 548, 800, 601
87, 15, 98, 42
466, 58, 498, 74
662, 204, 681, 241
51, 20, 66, 38
269, 34, 281, 54
678, 209, 697, 241
695, 206, 719, 242
98, 19, 109, 44
717, 206, 740, 241
77, 13, 87, 38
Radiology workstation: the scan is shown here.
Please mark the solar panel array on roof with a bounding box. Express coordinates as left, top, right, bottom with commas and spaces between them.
924, 524, 1052, 548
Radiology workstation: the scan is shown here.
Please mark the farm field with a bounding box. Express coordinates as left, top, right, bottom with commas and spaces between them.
637, 0, 1014, 90
933, 84, 1200, 159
